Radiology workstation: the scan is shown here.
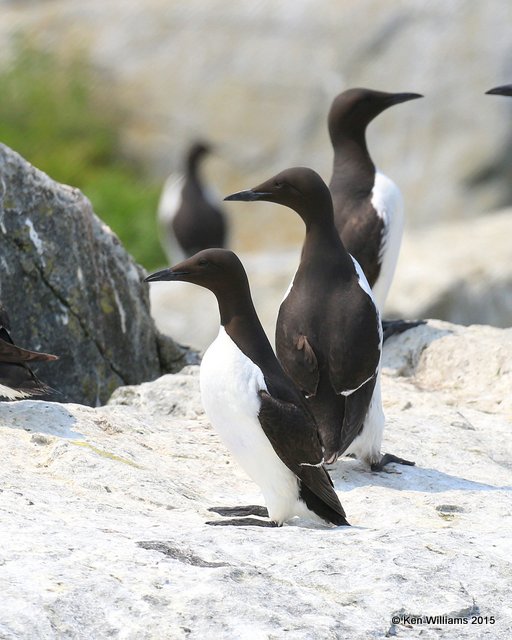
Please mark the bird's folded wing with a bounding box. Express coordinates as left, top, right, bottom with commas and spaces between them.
276, 333, 319, 397
337, 374, 377, 455
258, 390, 345, 518
0, 338, 59, 363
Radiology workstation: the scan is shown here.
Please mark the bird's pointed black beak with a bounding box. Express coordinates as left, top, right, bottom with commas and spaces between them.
388, 92, 423, 106
486, 84, 512, 96
144, 268, 190, 283
224, 190, 271, 202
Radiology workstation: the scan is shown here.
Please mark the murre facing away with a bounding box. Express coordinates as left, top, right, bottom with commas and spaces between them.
157, 141, 227, 263
225, 167, 414, 471
328, 87, 422, 311
145, 249, 348, 527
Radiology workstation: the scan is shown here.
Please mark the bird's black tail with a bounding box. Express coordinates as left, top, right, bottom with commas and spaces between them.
299, 470, 350, 527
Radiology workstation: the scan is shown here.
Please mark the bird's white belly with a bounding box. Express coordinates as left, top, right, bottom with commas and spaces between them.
370, 171, 404, 310
157, 174, 186, 263
199, 327, 303, 524
344, 370, 385, 465
0, 383, 30, 400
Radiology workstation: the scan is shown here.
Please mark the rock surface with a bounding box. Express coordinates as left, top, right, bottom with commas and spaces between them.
0, 321, 510, 639
0, 144, 196, 405
386, 209, 512, 328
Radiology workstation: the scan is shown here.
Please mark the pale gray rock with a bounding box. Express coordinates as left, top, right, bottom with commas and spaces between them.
0, 321, 510, 639
386, 210, 512, 328
2, 0, 512, 249
0, 144, 197, 405
382, 319, 512, 415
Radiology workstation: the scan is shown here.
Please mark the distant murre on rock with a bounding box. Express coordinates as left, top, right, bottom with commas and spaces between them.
328, 88, 424, 339
225, 167, 414, 470
145, 249, 348, 527
0, 305, 59, 401
157, 141, 227, 264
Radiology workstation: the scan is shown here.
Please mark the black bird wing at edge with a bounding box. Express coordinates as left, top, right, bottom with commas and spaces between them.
336, 373, 377, 456
257, 390, 346, 519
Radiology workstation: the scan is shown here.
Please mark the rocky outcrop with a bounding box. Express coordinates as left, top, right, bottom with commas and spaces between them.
0, 321, 510, 638
0, 144, 197, 405
386, 209, 512, 328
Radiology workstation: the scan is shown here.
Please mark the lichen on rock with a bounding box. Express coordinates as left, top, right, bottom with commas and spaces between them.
0, 143, 197, 405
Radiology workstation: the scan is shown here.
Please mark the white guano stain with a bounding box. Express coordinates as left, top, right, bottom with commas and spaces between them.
113, 286, 127, 334
25, 218, 45, 264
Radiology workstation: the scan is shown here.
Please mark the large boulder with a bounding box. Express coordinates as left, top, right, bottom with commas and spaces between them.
0, 321, 510, 638
0, 144, 197, 405
386, 209, 512, 328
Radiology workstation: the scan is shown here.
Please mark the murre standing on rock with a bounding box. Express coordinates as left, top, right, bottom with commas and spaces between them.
0, 305, 59, 400
157, 141, 227, 263
328, 88, 423, 339
145, 249, 348, 527
225, 167, 414, 470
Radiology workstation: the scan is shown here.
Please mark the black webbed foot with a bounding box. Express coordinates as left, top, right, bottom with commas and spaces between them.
208, 505, 269, 518
206, 517, 279, 527
382, 318, 426, 342
371, 453, 416, 472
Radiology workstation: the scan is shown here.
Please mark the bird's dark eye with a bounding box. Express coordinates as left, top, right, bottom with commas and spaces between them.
198, 258, 209, 266
274, 181, 282, 188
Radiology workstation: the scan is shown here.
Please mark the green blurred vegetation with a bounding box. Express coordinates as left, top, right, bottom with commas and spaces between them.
0, 40, 167, 269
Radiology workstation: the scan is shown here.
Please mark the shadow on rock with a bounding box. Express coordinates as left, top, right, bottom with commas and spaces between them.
0, 400, 83, 439
331, 458, 511, 493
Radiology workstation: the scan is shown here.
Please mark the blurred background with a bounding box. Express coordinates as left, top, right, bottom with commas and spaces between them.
1, 0, 512, 350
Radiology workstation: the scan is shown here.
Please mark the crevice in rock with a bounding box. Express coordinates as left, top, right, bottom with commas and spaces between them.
8, 232, 129, 385
137, 541, 229, 568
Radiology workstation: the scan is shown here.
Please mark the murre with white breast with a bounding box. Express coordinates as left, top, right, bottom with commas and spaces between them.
157, 141, 227, 263
328, 88, 422, 309
225, 167, 414, 470
145, 249, 348, 527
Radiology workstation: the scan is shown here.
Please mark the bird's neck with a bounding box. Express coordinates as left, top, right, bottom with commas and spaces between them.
301, 211, 352, 272
219, 295, 276, 371
330, 132, 376, 198
185, 154, 203, 185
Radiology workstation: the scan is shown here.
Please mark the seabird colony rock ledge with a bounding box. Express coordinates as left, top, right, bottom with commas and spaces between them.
0, 144, 197, 406
0, 321, 510, 639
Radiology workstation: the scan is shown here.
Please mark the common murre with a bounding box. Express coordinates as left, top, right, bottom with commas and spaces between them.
145, 249, 348, 527
157, 141, 227, 263
225, 167, 414, 471
328, 87, 422, 308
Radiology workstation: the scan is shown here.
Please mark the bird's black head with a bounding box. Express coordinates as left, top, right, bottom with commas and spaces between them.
486, 84, 512, 97
328, 87, 423, 144
224, 167, 333, 225
185, 140, 212, 171
145, 248, 249, 300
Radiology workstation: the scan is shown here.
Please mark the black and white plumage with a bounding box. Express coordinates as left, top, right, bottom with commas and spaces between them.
328, 88, 422, 311
157, 141, 227, 263
0, 306, 59, 401
224, 167, 409, 469
145, 249, 348, 527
